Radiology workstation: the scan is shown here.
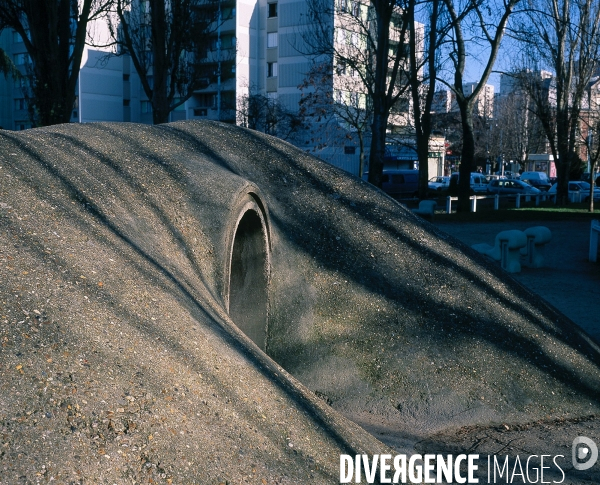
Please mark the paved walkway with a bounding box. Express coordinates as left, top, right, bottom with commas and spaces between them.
436, 219, 600, 343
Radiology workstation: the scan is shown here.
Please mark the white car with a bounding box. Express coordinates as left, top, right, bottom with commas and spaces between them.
548, 181, 600, 202
450, 172, 489, 193
487, 179, 541, 195
428, 176, 450, 191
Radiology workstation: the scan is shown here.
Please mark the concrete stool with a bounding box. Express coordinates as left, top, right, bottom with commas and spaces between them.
412, 200, 437, 221
522, 226, 552, 268
472, 229, 527, 273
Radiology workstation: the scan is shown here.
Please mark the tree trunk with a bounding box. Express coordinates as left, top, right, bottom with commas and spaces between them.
555, 106, 571, 205
366, 0, 394, 188
416, 134, 430, 199
150, 0, 171, 124
409, 0, 438, 200
457, 102, 476, 212
368, 109, 387, 188
15, 0, 93, 126
358, 131, 366, 179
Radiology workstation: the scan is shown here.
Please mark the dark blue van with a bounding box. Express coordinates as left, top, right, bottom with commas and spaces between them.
363, 169, 419, 199
364, 170, 419, 198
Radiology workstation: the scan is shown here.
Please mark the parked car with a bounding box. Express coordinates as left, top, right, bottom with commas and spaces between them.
520, 171, 552, 191
428, 176, 450, 191
449, 172, 489, 193
548, 181, 600, 202
495, 171, 519, 179
486, 174, 506, 183
487, 179, 542, 195
363, 169, 419, 198
382, 170, 420, 198
583, 172, 600, 186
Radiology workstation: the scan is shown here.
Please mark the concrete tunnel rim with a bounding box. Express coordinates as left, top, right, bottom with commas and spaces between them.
223, 186, 272, 350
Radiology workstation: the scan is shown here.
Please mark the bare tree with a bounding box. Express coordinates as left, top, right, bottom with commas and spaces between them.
441, 0, 521, 212
298, 61, 372, 177
511, 0, 600, 204
237, 89, 304, 142
302, 0, 412, 187
408, 0, 446, 198
491, 78, 549, 172
108, 0, 219, 124
0, 0, 112, 126
583, 120, 600, 211
580, 78, 600, 211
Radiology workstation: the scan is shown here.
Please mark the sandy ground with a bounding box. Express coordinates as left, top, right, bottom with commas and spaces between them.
420, 219, 600, 484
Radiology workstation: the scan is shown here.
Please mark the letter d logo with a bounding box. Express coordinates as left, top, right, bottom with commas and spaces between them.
572, 437, 598, 471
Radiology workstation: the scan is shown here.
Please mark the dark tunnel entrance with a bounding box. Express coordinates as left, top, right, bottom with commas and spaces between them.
229, 208, 269, 350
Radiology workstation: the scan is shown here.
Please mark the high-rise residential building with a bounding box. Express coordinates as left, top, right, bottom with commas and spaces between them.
431, 84, 495, 118
0, 0, 420, 176
431, 90, 453, 114
171, 0, 423, 173
0, 12, 153, 130
461, 82, 494, 118
0, 28, 31, 130
495, 70, 555, 168
187, 0, 327, 125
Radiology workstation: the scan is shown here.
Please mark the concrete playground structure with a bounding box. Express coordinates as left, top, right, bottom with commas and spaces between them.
1, 121, 599, 483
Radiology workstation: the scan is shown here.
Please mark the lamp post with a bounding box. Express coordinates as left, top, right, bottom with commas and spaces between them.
588, 129, 593, 174
486, 123, 491, 174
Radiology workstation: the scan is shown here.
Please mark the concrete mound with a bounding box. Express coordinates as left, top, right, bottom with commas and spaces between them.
1, 121, 599, 481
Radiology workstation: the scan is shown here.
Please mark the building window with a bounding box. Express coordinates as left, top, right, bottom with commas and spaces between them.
13, 53, 30, 65
141, 100, 152, 113
12, 29, 29, 43
267, 62, 278, 78
268, 2, 277, 17
344, 146, 356, 155
14, 98, 26, 110
222, 35, 236, 49
267, 32, 278, 48
123, 74, 130, 81
222, 6, 236, 19
194, 108, 208, 117
123, 99, 130, 107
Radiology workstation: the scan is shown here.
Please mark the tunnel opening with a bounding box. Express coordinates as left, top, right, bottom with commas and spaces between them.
228, 208, 269, 350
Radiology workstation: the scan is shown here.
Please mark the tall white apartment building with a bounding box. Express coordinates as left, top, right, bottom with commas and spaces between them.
182, 0, 312, 124
185, 0, 422, 173
187, 0, 318, 124
462, 82, 494, 118
0, 0, 419, 175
